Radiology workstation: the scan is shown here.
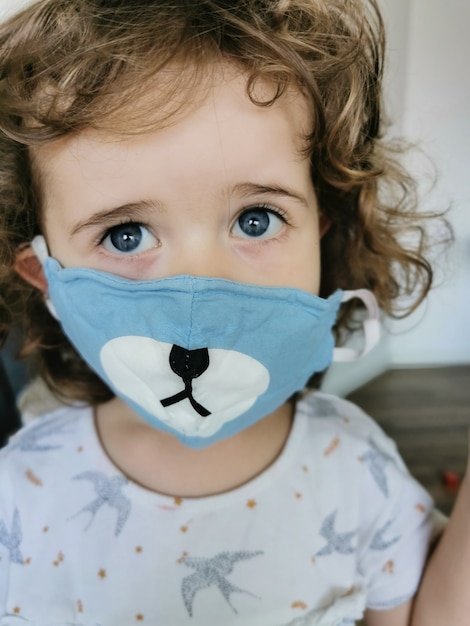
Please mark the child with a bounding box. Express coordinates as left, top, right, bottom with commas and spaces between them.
0, 0, 464, 624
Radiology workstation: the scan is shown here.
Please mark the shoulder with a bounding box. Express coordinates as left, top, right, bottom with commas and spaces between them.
3, 403, 92, 451
0, 405, 93, 471
293, 391, 431, 515
0, 404, 97, 527
296, 391, 405, 470
297, 390, 386, 434
295, 393, 434, 606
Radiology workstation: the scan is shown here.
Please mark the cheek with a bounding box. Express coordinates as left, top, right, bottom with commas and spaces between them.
234, 231, 321, 293
93, 249, 163, 281
42, 206, 69, 252
289, 265, 321, 294
43, 231, 77, 267
42, 222, 64, 261
285, 230, 321, 294
283, 254, 320, 293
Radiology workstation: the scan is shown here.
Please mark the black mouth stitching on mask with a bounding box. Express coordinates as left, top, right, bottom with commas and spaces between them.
160, 345, 211, 417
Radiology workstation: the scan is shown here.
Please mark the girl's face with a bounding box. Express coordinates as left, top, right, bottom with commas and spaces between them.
37, 71, 322, 294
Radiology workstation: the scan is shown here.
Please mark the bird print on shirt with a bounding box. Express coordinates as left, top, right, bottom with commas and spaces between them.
9, 418, 75, 453
315, 510, 357, 557
360, 438, 392, 498
69, 471, 131, 536
0, 508, 24, 564
370, 519, 401, 551
309, 396, 342, 418
181, 550, 263, 616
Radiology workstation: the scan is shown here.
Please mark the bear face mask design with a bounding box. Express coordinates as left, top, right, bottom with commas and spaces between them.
33, 236, 379, 448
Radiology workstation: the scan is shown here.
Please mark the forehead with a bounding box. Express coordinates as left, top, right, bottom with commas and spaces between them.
35, 64, 311, 151
33, 68, 313, 209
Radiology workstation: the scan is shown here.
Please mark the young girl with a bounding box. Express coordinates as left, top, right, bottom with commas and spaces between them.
0, 0, 466, 624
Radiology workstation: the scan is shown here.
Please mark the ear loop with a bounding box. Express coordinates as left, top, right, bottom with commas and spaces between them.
333, 289, 381, 362
31, 234, 48, 265
30, 235, 60, 320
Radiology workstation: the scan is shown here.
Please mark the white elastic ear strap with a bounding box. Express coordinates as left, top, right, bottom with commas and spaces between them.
30, 235, 60, 320
31, 234, 49, 265
333, 289, 381, 362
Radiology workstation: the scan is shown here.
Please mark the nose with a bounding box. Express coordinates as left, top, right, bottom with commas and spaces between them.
166, 239, 236, 281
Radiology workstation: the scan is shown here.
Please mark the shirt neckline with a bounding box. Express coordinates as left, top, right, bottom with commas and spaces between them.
81, 400, 309, 512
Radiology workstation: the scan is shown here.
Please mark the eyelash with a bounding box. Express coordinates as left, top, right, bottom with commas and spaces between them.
233, 204, 290, 227
95, 219, 152, 246
94, 204, 291, 251
240, 203, 289, 222
232, 204, 290, 241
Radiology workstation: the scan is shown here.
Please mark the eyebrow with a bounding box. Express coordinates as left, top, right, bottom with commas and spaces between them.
68, 182, 308, 237
69, 200, 161, 237
233, 182, 309, 206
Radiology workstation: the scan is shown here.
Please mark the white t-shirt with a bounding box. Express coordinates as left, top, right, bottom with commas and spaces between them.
0, 392, 434, 626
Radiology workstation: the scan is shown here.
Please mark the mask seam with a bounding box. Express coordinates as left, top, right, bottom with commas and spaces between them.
188, 275, 195, 346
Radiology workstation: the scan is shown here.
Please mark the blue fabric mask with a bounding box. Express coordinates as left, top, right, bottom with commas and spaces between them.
34, 237, 379, 448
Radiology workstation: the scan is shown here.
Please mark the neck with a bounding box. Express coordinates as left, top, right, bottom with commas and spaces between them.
95, 397, 294, 498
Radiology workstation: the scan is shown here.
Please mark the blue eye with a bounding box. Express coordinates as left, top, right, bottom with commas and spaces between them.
232, 208, 284, 239
102, 223, 157, 255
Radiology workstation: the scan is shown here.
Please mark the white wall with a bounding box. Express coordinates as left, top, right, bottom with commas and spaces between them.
0, 0, 35, 20
388, 0, 470, 365
378, 0, 412, 134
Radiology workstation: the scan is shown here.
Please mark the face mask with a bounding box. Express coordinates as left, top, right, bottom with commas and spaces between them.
32, 236, 380, 448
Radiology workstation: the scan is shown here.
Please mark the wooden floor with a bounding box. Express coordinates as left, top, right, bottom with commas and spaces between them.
347, 366, 470, 515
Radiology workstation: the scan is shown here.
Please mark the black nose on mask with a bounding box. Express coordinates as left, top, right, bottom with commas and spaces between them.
160, 345, 211, 417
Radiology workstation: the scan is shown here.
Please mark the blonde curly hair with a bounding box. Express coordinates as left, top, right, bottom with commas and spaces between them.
0, 0, 448, 404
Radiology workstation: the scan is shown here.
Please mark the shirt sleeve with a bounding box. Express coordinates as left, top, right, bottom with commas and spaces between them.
0, 451, 14, 615
0, 470, 10, 617
356, 429, 436, 610
0, 543, 9, 614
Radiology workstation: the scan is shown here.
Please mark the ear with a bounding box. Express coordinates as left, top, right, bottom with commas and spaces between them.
14, 245, 48, 292
319, 213, 332, 238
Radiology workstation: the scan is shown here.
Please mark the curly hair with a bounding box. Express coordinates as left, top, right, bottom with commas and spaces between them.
0, 0, 448, 404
